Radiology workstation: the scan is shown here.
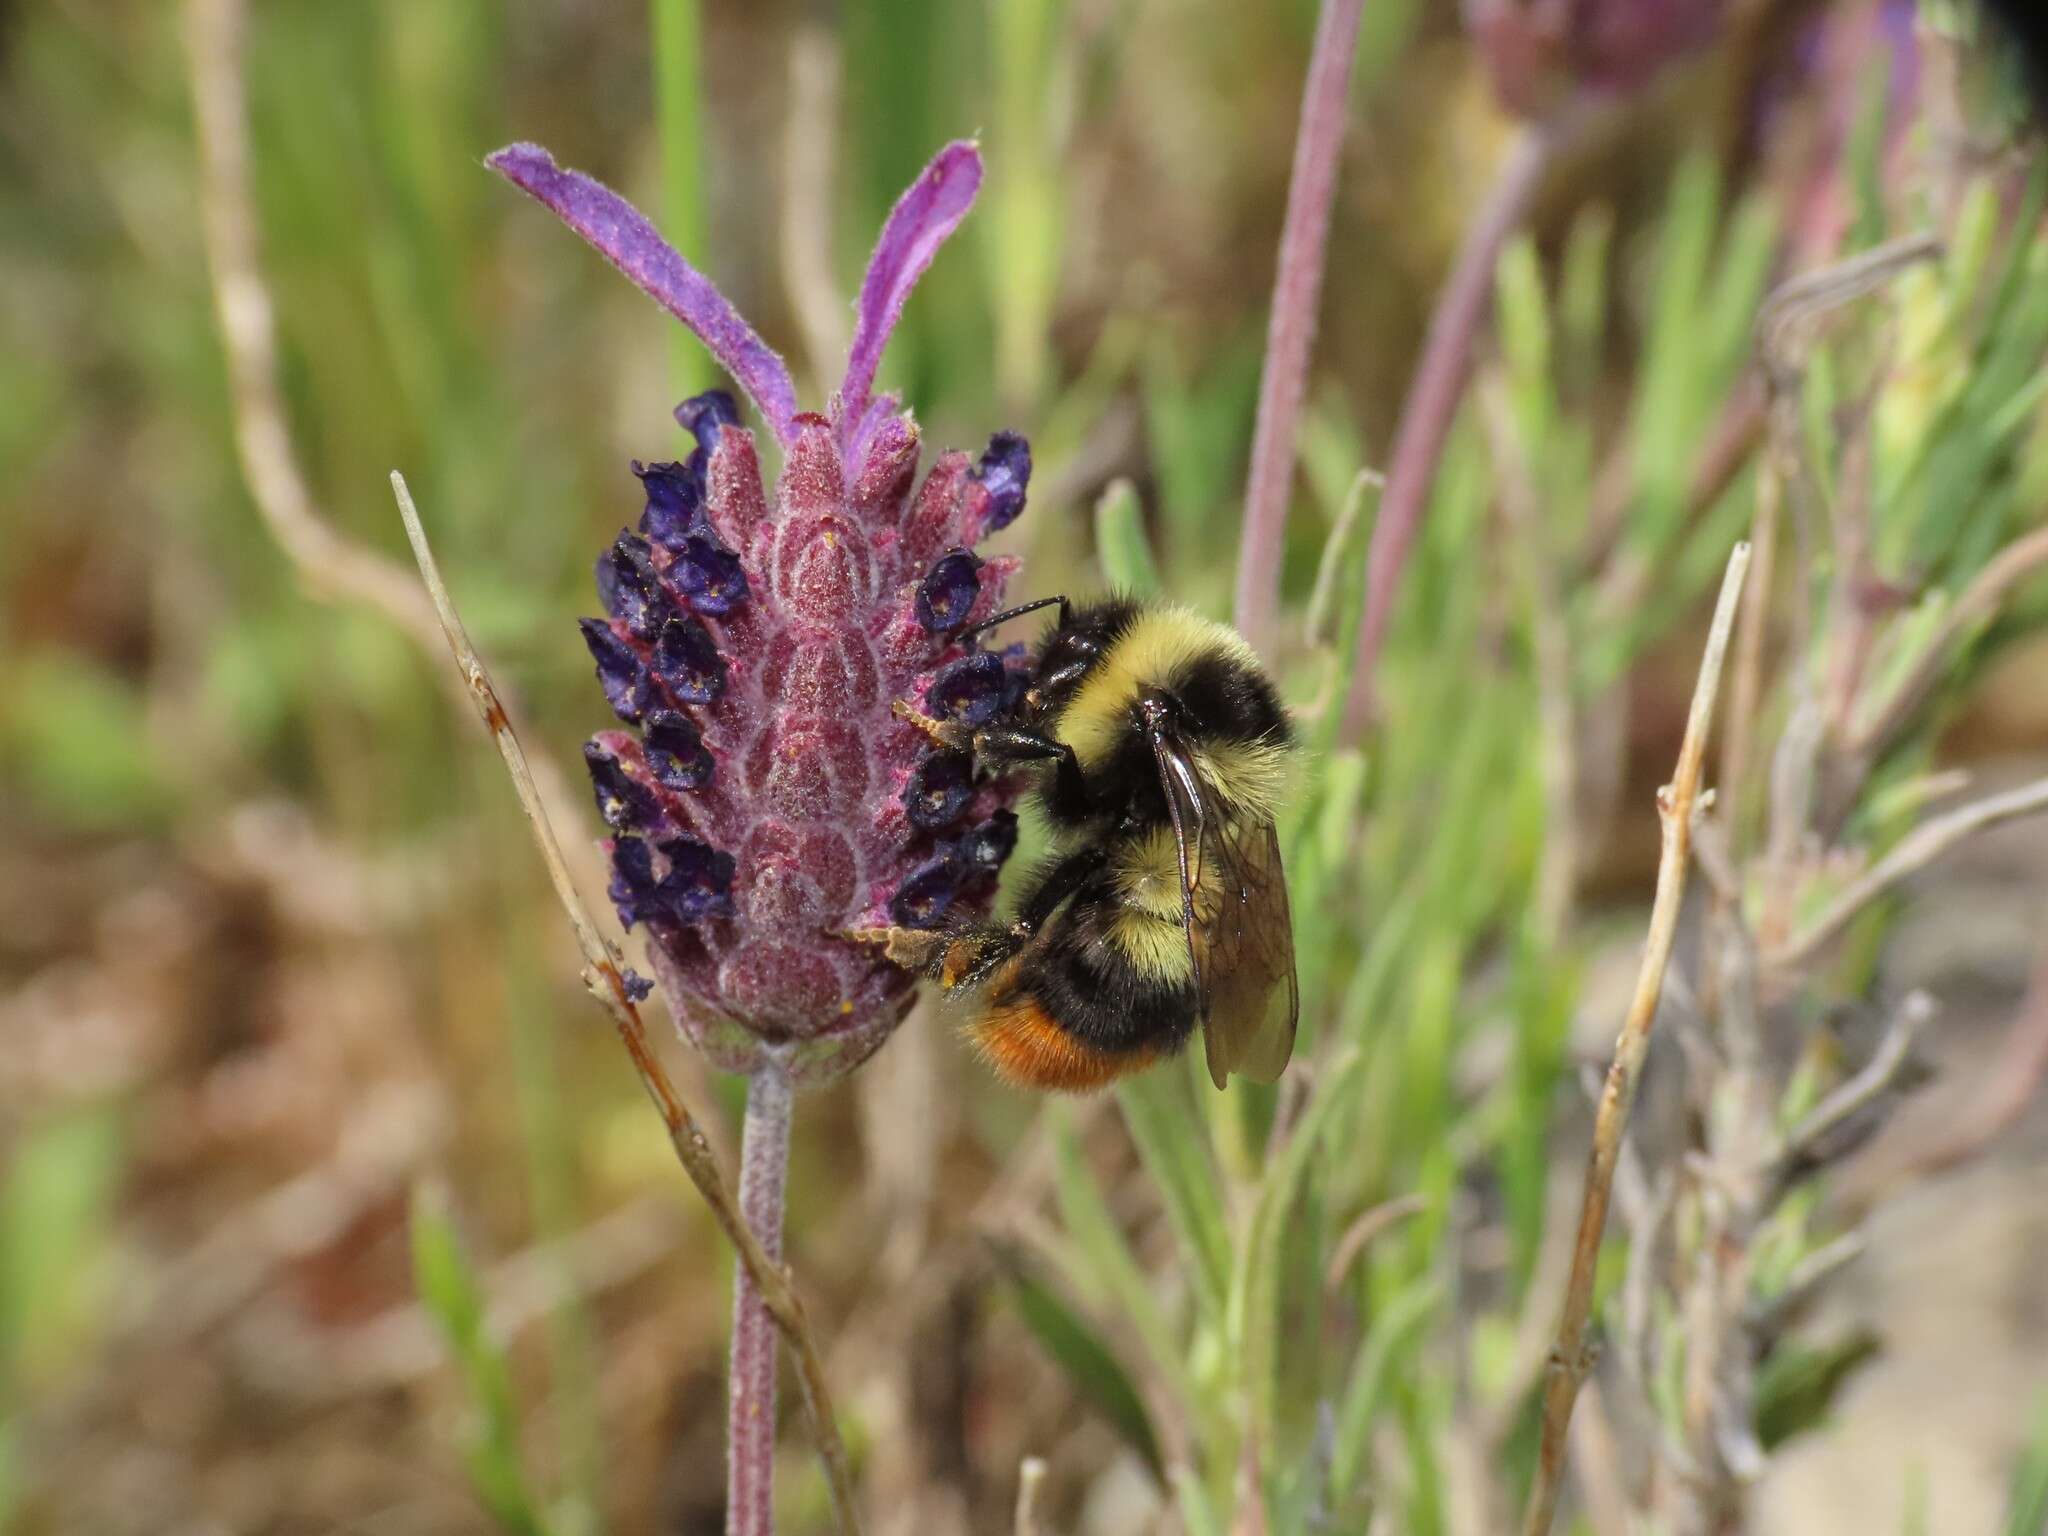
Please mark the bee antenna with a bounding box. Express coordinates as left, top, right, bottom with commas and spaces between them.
964, 595, 1067, 642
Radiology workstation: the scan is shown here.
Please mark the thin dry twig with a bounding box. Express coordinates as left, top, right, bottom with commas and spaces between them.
1763, 992, 1932, 1201
1013, 1457, 1049, 1536
1764, 774, 2048, 971
390, 471, 862, 1536
186, 0, 439, 654
1323, 1193, 1428, 1294
1520, 541, 1752, 1536
184, 0, 593, 894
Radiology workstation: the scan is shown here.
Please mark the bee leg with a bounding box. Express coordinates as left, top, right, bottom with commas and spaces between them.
841, 923, 1022, 992
890, 700, 974, 752
1014, 844, 1110, 933
972, 725, 1090, 819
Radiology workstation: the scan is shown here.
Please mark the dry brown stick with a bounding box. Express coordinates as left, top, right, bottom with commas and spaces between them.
1520, 541, 1752, 1536
1760, 992, 1931, 1203
1012, 1457, 1049, 1536
1763, 773, 2048, 971
1323, 1193, 1428, 1294
390, 471, 862, 1536
186, 0, 440, 655
185, 0, 594, 897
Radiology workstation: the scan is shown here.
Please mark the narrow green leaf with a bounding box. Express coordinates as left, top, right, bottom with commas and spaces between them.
1049, 1103, 1196, 1405
1230, 1051, 1367, 1459
410, 1186, 554, 1536
993, 1243, 1163, 1478
1117, 1069, 1232, 1322
2003, 1393, 2048, 1536
1094, 477, 1163, 597
1330, 1277, 1442, 1499
0, 1107, 121, 1389
651, 0, 712, 397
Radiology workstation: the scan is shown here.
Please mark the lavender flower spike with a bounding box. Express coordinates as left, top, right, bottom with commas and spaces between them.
838, 140, 984, 453
497, 138, 1033, 1089
487, 144, 801, 446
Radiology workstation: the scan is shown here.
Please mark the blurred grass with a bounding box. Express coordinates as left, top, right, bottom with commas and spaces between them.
4, 2, 2048, 1534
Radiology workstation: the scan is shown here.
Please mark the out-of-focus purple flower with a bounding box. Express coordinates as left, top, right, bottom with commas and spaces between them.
491, 139, 1026, 1085
1465, 0, 1726, 117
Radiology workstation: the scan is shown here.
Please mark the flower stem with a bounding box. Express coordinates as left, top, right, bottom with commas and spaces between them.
1343, 113, 1571, 734
1234, 0, 1367, 661
729, 1065, 793, 1536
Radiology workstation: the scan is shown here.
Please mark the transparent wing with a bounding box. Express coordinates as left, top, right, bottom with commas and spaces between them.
1146, 724, 1299, 1089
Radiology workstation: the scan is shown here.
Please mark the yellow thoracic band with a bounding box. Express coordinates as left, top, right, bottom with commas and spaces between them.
1055, 607, 1256, 766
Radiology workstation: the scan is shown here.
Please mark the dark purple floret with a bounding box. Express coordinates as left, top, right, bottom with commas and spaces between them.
915, 548, 983, 633
954, 810, 1019, 879
652, 613, 728, 703
585, 741, 662, 832
636, 458, 708, 549
655, 837, 736, 923
608, 835, 661, 928
904, 749, 975, 829
928, 650, 1009, 726
621, 968, 655, 1003
644, 709, 715, 792
889, 852, 960, 929
580, 617, 656, 722
671, 532, 750, 614
969, 431, 1032, 532
675, 388, 740, 451
596, 531, 669, 638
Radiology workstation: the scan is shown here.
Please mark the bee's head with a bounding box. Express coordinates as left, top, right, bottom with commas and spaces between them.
1023, 597, 1143, 721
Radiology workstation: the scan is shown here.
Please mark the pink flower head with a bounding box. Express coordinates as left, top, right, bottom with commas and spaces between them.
490, 140, 1030, 1086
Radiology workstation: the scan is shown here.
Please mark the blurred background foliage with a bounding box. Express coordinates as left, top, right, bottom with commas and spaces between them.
5, 1, 2048, 1533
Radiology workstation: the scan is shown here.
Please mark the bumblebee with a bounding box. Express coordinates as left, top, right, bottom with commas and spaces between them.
865, 597, 1299, 1092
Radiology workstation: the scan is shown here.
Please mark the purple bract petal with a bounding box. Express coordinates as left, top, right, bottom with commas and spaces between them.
580, 617, 656, 722
652, 613, 727, 704
915, 548, 984, 633
585, 741, 662, 833
904, 749, 975, 829
488, 144, 799, 446
928, 650, 1009, 726
676, 389, 741, 451
839, 141, 984, 451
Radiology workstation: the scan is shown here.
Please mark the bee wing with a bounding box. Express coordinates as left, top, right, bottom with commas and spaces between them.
1146, 723, 1299, 1089
1193, 813, 1298, 1088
